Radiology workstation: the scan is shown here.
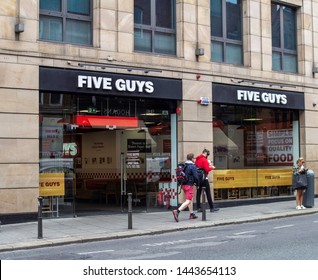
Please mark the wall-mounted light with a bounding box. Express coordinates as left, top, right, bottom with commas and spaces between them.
78, 63, 162, 74
313, 102, 317, 107
195, 48, 205, 56
231, 78, 296, 88
106, 56, 114, 61
15, 23, 24, 33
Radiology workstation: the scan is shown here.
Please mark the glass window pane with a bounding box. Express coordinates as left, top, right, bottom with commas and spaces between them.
134, 0, 175, 55
272, 51, 282, 71
211, 41, 223, 62
283, 6, 296, 51
50, 94, 63, 105
225, 44, 242, 64
156, 0, 175, 29
67, 0, 90, 16
283, 54, 297, 72
66, 19, 91, 44
213, 104, 297, 169
271, 4, 281, 48
211, 0, 222, 37
134, 0, 151, 25
134, 28, 152, 52
40, 0, 61, 11
39, 15, 63, 41
154, 32, 176, 55
226, 0, 241, 40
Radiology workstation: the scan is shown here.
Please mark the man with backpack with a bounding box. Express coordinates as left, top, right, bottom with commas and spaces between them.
172, 153, 199, 222
195, 148, 219, 213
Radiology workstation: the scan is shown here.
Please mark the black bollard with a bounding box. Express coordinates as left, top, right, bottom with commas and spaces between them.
37, 197, 43, 239
128, 193, 132, 229
201, 186, 206, 221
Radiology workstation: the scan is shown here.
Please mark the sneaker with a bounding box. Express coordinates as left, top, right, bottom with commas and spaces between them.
300, 205, 306, 209
172, 210, 179, 222
197, 208, 202, 213
296, 205, 301, 210
210, 208, 220, 212
189, 213, 198, 219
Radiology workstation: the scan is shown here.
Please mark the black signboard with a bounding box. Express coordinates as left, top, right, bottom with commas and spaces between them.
40, 67, 182, 100
212, 83, 304, 110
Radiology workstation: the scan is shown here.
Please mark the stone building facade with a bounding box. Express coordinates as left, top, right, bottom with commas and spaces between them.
0, 0, 317, 218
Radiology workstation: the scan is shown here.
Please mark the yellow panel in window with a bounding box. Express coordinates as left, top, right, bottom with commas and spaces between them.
213, 168, 293, 189
213, 169, 257, 189
39, 173, 65, 196
257, 168, 292, 186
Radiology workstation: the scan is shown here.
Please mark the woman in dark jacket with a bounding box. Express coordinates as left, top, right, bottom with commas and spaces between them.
293, 157, 307, 210
172, 153, 199, 222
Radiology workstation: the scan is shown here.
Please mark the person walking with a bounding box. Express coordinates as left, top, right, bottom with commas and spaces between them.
195, 148, 219, 213
292, 157, 307, 210
172, 153, 199, 222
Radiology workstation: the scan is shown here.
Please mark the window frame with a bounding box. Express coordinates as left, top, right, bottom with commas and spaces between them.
39, 0, 93, 45
271, 3, 298, 73
210, 0, 243, 65
134, 0, 176, 55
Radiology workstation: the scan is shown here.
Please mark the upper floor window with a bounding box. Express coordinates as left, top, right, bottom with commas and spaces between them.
271, 3, 297, 73
134, 0, 176, 55
39, 0, 92, 45
211, 0, 242, 65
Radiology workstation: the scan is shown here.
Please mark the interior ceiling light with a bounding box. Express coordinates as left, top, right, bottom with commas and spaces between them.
243, 118, 263, 121
140, 112, 162, 116
79, 109, 100, 113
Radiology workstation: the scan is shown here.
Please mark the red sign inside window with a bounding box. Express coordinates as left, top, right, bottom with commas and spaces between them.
75, 115, 138, 128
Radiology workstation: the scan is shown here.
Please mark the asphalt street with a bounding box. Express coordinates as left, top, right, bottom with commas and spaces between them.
0, 198, 317, 253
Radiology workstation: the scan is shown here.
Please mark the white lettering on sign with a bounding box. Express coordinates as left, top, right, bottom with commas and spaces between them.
237, 90, 287, 105
78, 75, 112, 89
77, 75, 154, 94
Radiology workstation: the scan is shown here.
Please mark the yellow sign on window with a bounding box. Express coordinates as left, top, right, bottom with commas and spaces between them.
213, 168, 292, 189
39, 173, 65, 196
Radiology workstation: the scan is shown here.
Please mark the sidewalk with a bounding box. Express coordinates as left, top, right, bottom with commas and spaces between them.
0, 198, 317, 252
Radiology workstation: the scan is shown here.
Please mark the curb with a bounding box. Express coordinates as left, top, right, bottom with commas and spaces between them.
0, 208, 317, 253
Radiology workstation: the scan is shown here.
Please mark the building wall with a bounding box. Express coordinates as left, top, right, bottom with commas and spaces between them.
1, 0, 41, 213
1, 0, 318, 214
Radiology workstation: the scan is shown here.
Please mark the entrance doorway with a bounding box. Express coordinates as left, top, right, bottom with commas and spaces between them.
73, 126, 172, 213
75, 128, 150, 212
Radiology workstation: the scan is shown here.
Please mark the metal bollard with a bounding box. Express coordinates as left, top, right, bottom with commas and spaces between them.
37, 196, 43, 239
201, 186, 206, 221
128, 193, 133, 229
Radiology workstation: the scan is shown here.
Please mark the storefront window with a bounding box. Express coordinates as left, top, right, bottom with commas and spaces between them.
39, 93, 176, 215
212, 104, 299, 200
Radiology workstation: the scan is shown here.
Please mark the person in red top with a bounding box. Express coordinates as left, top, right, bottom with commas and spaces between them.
195, 148, 219, 212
